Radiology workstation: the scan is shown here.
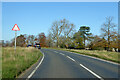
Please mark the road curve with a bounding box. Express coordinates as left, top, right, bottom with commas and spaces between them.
24, 48, 119, 79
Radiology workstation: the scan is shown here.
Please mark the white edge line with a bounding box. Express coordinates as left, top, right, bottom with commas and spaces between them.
67, 51, 119, 65
67, 56, 76, 62
80, 64, 104, 80
27, 51, 45, 79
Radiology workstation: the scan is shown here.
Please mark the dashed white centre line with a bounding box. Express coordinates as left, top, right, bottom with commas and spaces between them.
80, 64, 104, 80
54, 51, 58, 53
59, 53, 65, 55
67, 56, 76, 62
55, 51, 103, 79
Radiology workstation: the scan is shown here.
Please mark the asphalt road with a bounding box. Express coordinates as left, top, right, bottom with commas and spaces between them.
23, 48, 120, 79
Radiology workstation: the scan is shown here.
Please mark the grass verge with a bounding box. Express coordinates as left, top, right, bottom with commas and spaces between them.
44, 47, 120, 64
2, 47, 42, 78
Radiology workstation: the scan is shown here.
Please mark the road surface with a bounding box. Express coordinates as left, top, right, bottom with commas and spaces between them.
22, 48, 120, 79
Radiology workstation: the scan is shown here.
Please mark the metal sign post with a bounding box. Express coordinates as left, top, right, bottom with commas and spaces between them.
15, 31, 17, 50
12, 24, 20, 50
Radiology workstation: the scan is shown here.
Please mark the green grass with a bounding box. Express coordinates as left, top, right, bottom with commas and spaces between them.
2, 47, 42, 78
44, 47, 120, 64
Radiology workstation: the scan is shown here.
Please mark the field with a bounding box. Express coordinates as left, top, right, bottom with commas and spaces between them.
46, 48, 120, 64
2, 47, 42, 78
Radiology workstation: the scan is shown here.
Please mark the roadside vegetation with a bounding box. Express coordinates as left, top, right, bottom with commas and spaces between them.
67, 49, 120, 64
2, 47, 42, 78
69, 49, 119, 63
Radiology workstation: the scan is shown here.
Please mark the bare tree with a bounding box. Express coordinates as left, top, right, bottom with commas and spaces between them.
49, 19, 75, 48
62, 19, 75, 47
101, 17, 116, 50
50, 20, 63, 47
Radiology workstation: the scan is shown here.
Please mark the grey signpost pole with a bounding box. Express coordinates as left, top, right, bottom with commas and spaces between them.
15, 31, 17, 50
12, 24, 20, 52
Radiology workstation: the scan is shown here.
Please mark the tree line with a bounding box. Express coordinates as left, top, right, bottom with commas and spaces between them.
46, 17, 118, 51
2, 16, 119, 52
2, 33, 47, 47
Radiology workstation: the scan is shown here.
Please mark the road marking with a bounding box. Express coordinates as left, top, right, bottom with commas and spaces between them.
59, 53, 65, 55
54, 51, 58, 53
27, 51, 45, 79
80, 64, 104, 80
67, 56, 76, 62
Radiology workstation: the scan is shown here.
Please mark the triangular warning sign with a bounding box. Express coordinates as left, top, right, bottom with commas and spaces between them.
12, 24, 20, 31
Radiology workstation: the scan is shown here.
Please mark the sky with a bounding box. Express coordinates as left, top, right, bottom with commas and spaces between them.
2, 2, 118, 42
1, 0, 120, 2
